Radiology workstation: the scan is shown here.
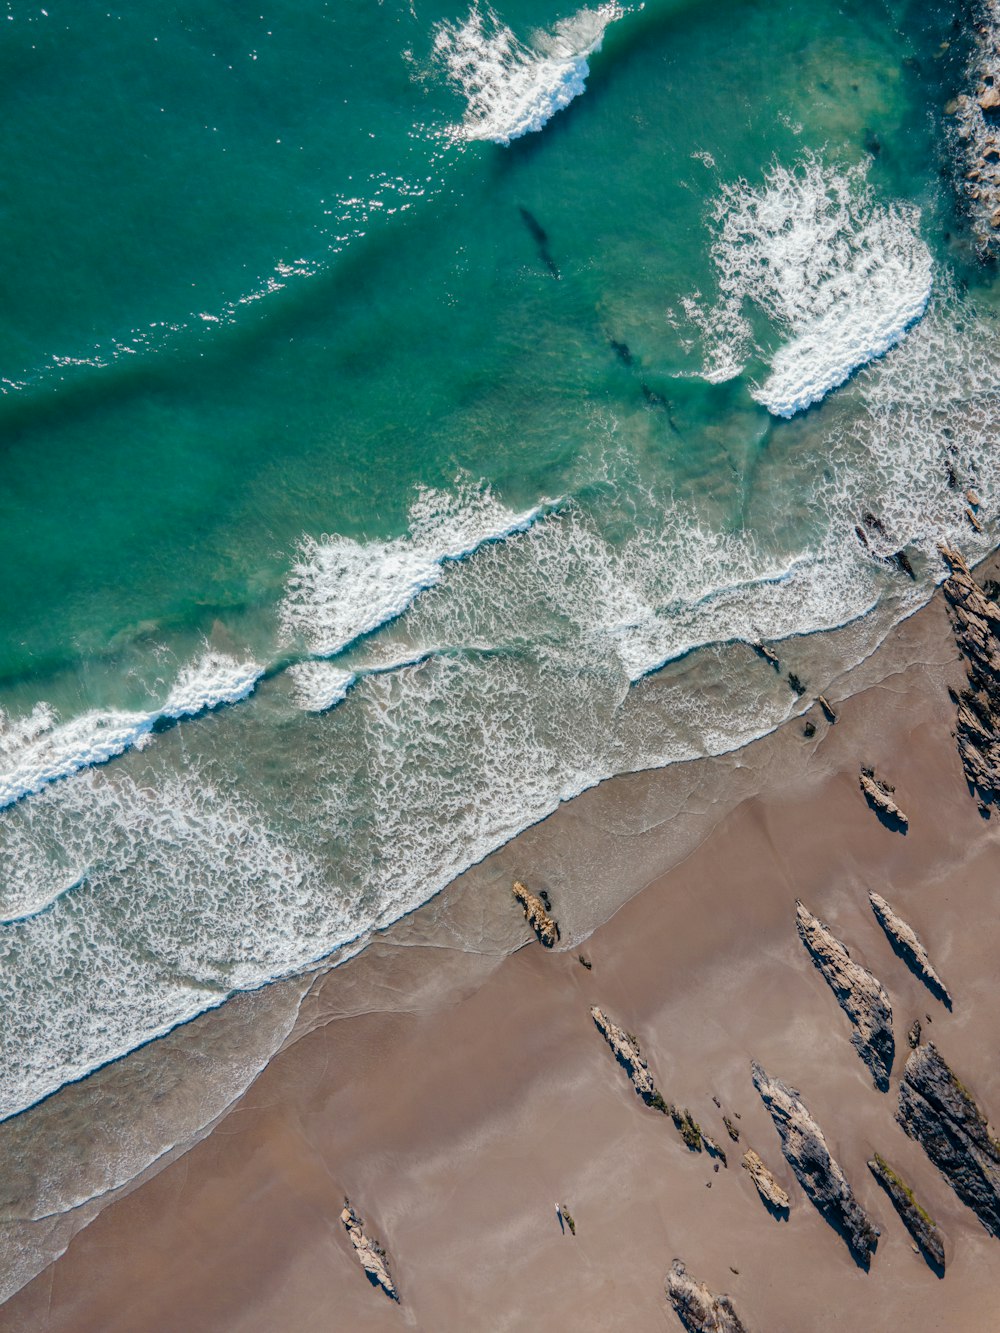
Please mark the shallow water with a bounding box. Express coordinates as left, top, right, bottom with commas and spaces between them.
0, 0, 998, 1265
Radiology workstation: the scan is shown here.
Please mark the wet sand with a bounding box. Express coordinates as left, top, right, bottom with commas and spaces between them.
4, 576, 1000, 1331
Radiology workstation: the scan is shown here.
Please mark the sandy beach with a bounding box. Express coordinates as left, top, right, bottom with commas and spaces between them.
4, 564, 1000, 1332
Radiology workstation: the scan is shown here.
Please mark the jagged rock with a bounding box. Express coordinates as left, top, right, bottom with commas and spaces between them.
723, 1114, 740, 1143
341, 1204, 399, 1301
512, 880, 559, 947
752, 1061, 880, 1264
897, 1043, 1000, 1236
867, 1152, 946, 1272
939, 545, 1000, 806
966, 506, 984, 533
795, 901, 895, 1090
665, 1260, 748, 1333
591, 1006, 666, 1111
859, 768, 908, 827
908, 1018, 922, 1049
951, 4, 1000, 254
868, 892, 952, 1006
817, 694, 838, 724
742, 1148, 790, 1212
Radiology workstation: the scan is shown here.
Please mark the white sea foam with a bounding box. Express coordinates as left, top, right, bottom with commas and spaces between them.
0, 653, 263, 809
286, 663, 356, 713
280, 476, 554, 657
685, 153, 932, 415
162, 652, 263, 719
432, 3, 621, 145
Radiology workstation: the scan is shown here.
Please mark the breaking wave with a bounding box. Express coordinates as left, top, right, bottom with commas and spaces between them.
0, 653, 263, 810
432, 3, 622, 145
279, 476, 556, 657
682, 152, 933, 416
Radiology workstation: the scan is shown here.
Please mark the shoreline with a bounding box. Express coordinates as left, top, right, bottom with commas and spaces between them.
3, 551, 1000, 1327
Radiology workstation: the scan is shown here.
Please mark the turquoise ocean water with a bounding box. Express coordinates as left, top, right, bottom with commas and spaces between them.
0, 0, 998, 1190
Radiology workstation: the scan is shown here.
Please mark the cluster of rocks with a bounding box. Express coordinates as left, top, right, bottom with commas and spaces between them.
751, 1062, 880, 1265
795, 901, 895, 1091
341, 1203, 398, 1301
950, 0, 1000, 253
940, 544, 1000, 808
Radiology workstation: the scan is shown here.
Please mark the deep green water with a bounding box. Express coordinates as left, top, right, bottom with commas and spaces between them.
0, 0, 997, 1170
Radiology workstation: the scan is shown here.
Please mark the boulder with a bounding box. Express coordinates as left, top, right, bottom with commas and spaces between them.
512, 880, 559, 947
665, 1260, 748, 1333
859, 768, 908, 827
741, 1148, 790, 1213
796, 901, 894, 1090
752, 1061, 880, 1264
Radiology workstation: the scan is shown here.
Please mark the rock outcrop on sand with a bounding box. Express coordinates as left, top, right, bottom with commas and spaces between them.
741, 1148, 790, 1213
867, 1152, 946, 1273
665, 1259, 748, 1333
950, 0, 1000, 254
859, 768, 908, 827
940, 545, 1000, 808
341, 1203, 399, 1301
590, 1007, 705, 1151
752, 1062, 880, 1264
897, 1043, 1000, 1236
795, 901, 894, 1091
512, 880, 559, 947
868, 891, 952, 1006
591, 1006, 666, 1111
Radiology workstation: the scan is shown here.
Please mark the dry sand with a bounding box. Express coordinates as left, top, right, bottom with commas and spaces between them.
4, 580, 1000, 1331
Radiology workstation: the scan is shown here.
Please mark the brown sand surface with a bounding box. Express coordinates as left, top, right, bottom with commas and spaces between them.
4, 586, 1000, 1331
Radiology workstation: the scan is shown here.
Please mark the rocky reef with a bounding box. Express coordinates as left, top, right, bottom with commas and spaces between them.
868, 891, 952, 1007
665, 1259, 748, 1333
513, 880, 559, 947
341, 1203, 399, 1301
867, 1152, 946, 1274
752, 1062, 880, 1264
741, 1148, 790, 1214
897, 1043, 1000, 1236
951, 0, 1000, 255
795, 901, 894, 1091
940, 545, 1000, 808
859, 768, 908, 828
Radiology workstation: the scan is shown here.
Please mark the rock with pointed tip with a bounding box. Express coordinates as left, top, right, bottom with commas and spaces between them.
868, 892, 951, 1005
796, 901, 894, 1090
341, 1204, 399, 1301
741, 1148, 790, 1212
590, 1006, 663, 1110
859, 768, 908, 827
752, 1061, 879, 1264
867, 1153, 946, 1272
